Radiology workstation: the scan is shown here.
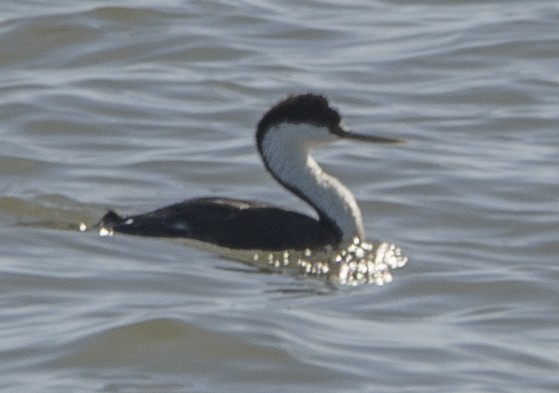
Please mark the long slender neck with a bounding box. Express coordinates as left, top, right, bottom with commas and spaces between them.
259, 124, 365, 243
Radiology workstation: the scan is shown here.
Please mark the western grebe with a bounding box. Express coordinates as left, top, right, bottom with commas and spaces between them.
97, 94, 403, 252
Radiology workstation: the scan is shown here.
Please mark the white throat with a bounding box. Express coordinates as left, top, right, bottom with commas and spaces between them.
260, 123, 365, 243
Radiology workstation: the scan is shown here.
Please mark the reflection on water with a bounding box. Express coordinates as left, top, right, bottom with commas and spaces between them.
250, 237, 407, 286
94, 219, 407, 286
333, 239, 407, 285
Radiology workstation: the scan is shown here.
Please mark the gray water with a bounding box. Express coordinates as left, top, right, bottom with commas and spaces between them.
1, 1, 558, 392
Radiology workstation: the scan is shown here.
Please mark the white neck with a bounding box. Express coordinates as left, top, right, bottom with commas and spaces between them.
259, 123, 365, 243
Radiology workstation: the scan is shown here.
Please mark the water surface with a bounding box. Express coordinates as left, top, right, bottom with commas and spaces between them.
1, 0, 558, 392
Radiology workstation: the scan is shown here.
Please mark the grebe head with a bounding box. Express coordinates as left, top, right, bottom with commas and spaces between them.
256, 94, 403, 152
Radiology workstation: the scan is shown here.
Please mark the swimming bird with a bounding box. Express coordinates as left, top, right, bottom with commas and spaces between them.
98, 94, 402, 251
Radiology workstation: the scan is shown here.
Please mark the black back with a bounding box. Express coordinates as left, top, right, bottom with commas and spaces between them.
98, 197, 340, 250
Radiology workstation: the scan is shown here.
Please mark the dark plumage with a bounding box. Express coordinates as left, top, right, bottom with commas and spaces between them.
98, 197, 339, 250
256, 94, 341, 139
